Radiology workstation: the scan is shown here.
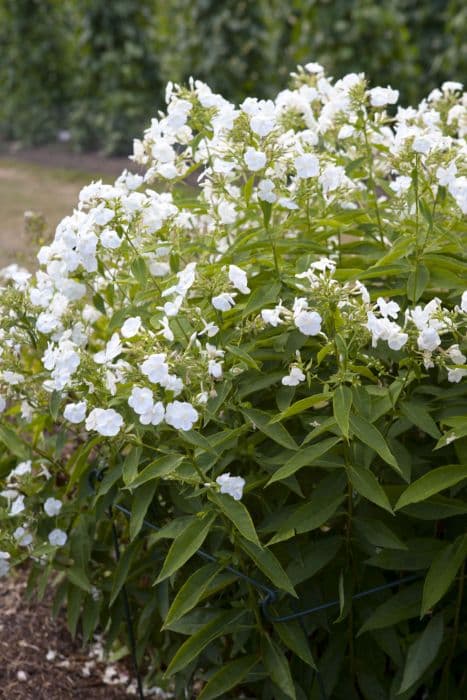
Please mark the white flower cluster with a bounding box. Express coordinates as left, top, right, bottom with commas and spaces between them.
0, 65, 465, 536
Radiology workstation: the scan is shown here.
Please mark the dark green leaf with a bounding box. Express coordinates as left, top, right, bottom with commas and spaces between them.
398, 613, 444, 694
197, 655, 258, 700
267, 436, 341, 484
165, 610, 246, 676
156, 513, 216, 583
395, 465, 467, 510
348, 464, 393, 514
242, 408, 298, 451
164, 563, 221, 629
239, 537, 296, 596
333, 385, 352, 439
350, 415, 401, 475
209, 492, 260, 545
262, 635, 296, 700
421, 534, 467, 615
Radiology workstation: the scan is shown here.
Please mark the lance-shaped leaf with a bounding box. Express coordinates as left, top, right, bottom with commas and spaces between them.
333, 385, 352, 439
350, 415, 401, 475
156, 513, 216, 583
242, 408, 298, 451
395, 465, 467, 510
209, 492, 260, 545
163, 563, 222, 629
398, 613, 444, 694
239, 537, 296, 596
197, 654, 258, 700
165, 609, 246, 676
262, 635, 297, 700
421, 534, 467, 616
348, 464, 393, 514
267, 436, 341, 484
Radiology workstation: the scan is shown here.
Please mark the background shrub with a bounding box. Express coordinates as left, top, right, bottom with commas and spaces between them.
0, 0, 465, 154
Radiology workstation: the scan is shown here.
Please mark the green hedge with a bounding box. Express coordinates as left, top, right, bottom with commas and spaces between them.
0, 0, 465, 154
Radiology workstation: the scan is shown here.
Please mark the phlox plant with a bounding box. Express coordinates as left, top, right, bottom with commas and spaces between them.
0, 64, 466, 699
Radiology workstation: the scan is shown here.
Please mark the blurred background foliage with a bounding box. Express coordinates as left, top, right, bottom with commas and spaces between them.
0, 0, 465, 155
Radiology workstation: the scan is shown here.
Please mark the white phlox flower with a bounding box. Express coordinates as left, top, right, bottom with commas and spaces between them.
212, 292, 237, 311
121, 317, 142, 339
165, 401, 199, 431
282, 366, 306, 386
85, 408, 124, 437
48, 529, 67, 547
64, 401, 87, 424
94, 333, 123, 365
216, 473, 245, 500
44, 497, 62, 517
228, 265, 250, 294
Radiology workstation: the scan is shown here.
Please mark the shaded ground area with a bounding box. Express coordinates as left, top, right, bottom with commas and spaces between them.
0, 143, 141, 268
0, 568, 137, 699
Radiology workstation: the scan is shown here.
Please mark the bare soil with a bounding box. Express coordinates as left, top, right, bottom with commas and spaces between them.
0, 568, 137, 699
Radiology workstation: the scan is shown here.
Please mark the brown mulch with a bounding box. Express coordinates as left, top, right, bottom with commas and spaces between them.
0, 568, 137, 699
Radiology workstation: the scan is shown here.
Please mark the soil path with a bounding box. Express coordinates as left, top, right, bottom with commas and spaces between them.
0, 568, 138, 699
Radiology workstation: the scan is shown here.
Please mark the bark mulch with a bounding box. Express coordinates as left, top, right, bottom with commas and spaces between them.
0, 568, 139, 699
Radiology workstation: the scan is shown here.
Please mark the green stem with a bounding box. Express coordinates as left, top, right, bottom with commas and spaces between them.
362, 118, 385, 248
443, 563, 465, 690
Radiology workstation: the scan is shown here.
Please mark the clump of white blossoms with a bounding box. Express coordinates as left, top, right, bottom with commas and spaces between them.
0, 64, 465, 570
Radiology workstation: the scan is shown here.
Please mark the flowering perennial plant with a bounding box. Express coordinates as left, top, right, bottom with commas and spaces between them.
0, 65, 466, 698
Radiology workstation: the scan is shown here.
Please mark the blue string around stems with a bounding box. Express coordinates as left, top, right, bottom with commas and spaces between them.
111, 501, 422, 700
89, 470, 422, 700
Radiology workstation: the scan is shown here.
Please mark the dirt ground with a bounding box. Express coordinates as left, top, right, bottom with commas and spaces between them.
0, 143, 140, 268
0, 568, 141, 699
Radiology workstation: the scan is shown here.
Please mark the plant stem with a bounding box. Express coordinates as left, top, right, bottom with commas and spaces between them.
362, 117, 385, 248
442, 563, 465, 691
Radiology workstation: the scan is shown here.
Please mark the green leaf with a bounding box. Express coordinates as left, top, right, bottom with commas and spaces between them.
407, 264, 429, 302
209, 492, 260, 545
127, 454, 185, 489
421, 534, 467, 616
350, 415, 401, 475
260, 200, 272, 228
226, 344, 260, 370
164, 563, 221, 629
67, 436, 103, 491
49, 391, 61, 421
0, 424, 30, 460
348, 464, 393, 514
269, 494, 345, 544
400, 400, 441, 440
367, 538, 444, 571
197, 655, 258, 700
165, 609, 246, 676
262, 635, 296, 700
398, 613, 444, 694
131, 256, 148, 285
271, 392, 333, 422
354, 518, 407, 550
274, 620, 317, 669
287, 537, 342, 585
242, 408, 298, 451
66, 566, 92, 594
122, 446, 142, 486
239, 537, 296, 596
358, 582, 423, 635
156, 513, 216, 583
110, 541, 139, 606
129, 480, 158, 540
267, 436, 341, 484
333, 385, 352, 439
395, 465, 467, 510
